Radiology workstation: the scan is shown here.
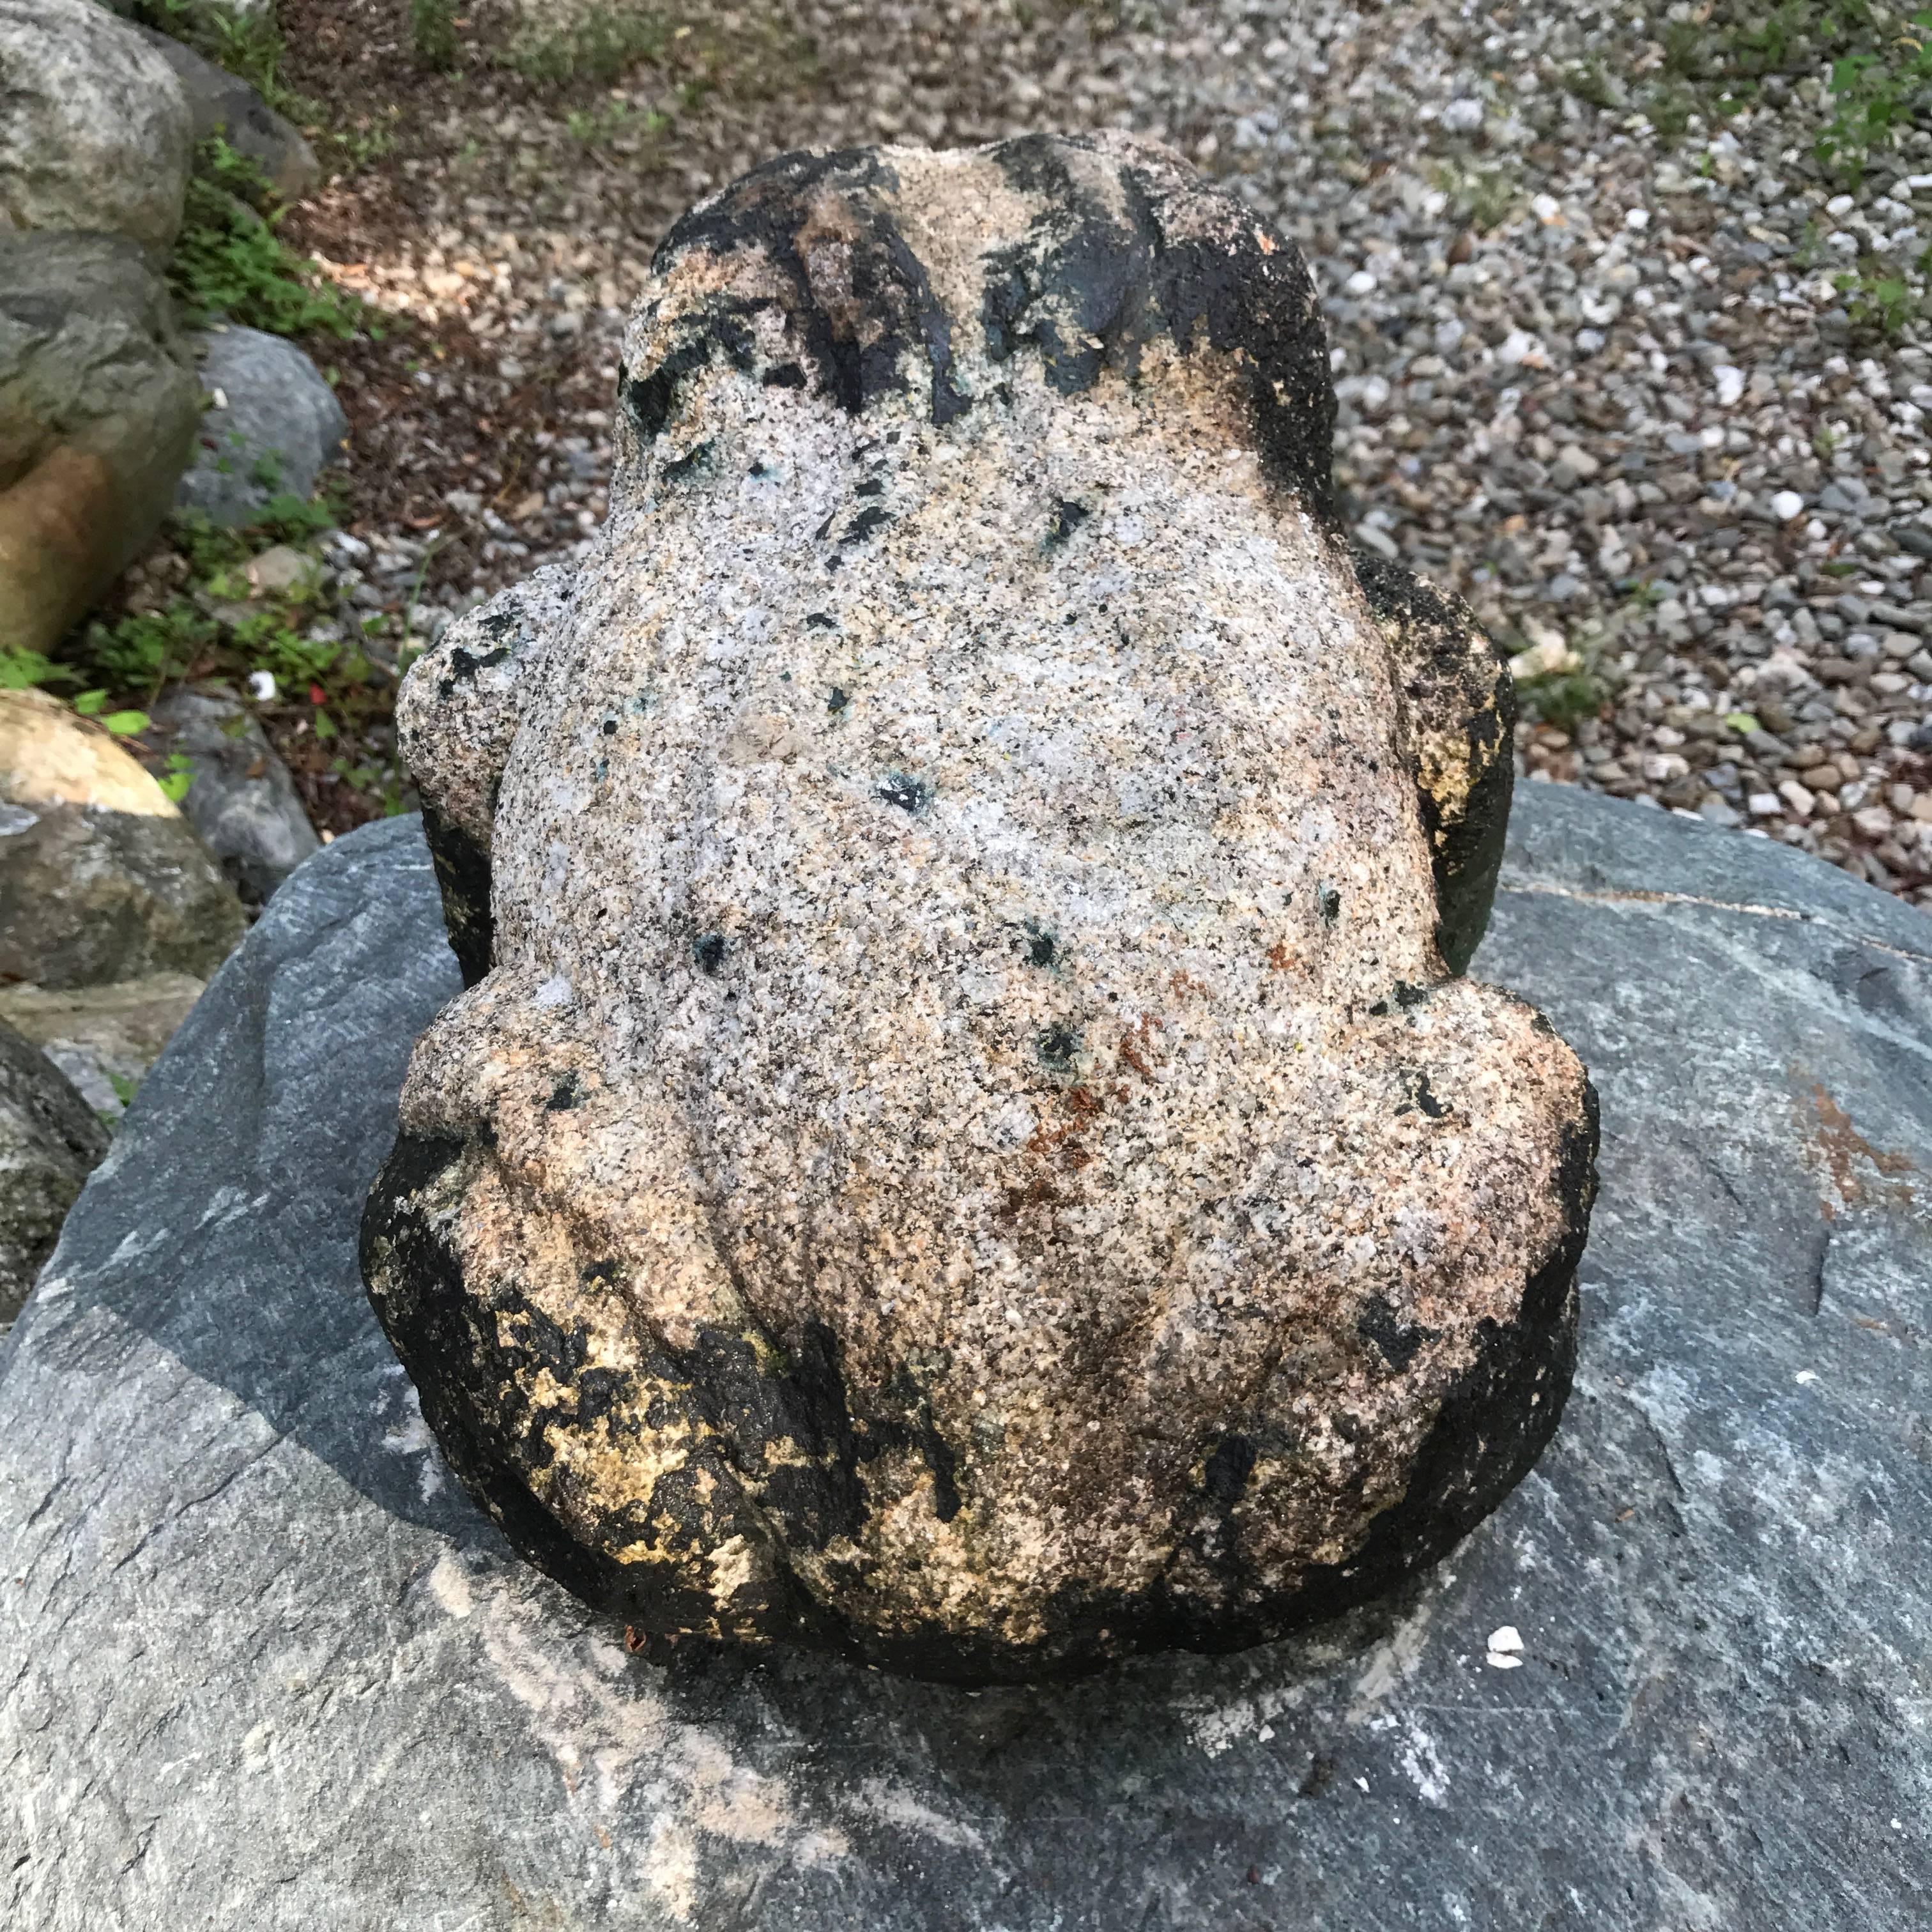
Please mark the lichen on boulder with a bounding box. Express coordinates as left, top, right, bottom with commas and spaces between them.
362, 132, 1598, 1684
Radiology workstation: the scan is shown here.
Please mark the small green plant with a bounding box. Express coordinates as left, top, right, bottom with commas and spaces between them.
71, 689, 154, 737
410, 0, 461, 70
1429, 160, 1521, 233
0, 645, 72, 691
1816, 10, 1932, 181
1516, 663, 1609, 733
157, 753, 196, 804
565, 100, 669, 146
1562, 60, 1621, 109
1835, 260, 1920, 334
169, 139, 371, 339
1645, 82, 1697, 142
134, 0, 289, 105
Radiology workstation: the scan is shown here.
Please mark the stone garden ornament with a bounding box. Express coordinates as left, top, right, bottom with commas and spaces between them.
363, 132, 1598, 1684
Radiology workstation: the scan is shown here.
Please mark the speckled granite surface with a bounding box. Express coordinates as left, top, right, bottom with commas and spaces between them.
371, 135, 1591, 1679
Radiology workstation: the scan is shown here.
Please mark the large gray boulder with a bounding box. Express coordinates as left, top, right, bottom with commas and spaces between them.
131, 24, 320, 202
0, 0, 193, 254
3, 785, 1927, 1928
149, 684, 320, 904
0, 1019, 107, 1328
0, 231, 203, 652
176, 326, 349, 526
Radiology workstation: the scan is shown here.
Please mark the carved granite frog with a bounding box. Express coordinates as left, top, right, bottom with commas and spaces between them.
363, 132, 1597, 1683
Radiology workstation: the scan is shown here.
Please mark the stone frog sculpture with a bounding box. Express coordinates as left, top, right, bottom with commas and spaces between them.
362, 131, 1598, 1684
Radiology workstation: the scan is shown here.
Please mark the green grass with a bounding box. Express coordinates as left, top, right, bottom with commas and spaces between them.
1835, 258, 1923, 334
502, 10, 673, 85
1516, 666, 1609, 733
1429, 160, 1521, 233
1816, 10, 1932, 181
169, 138, 370, 338
410, 0, 461, 70
132, 0, 290, 107
1623, 0, 1932, 176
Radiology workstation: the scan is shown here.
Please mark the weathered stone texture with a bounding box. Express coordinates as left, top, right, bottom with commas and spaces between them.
3, 791, 1927, 1929
373, 135, 1592, 1682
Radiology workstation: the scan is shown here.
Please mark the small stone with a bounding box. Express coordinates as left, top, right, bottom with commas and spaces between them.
0, 1019, 108, 1328
1713, 366, 1745, 408
1777, 779, 1816, 818
242, 546, 321, 599
1853, 805, 1897, 839
148, 686, 320, 904
0, 691, 244, 989
176, 330, 351, 530
1770, 490, 1806, 521
1748, 792, 1782, 816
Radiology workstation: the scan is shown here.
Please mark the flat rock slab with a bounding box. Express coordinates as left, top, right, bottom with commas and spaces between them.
4, 786, 1929, 1929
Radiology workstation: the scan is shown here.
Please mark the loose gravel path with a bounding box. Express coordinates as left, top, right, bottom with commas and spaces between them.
273, 0, 1932, 903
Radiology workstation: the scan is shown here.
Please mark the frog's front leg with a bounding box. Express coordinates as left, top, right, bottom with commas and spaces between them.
394, 565, 576, 985
1353, 549, 1517, 975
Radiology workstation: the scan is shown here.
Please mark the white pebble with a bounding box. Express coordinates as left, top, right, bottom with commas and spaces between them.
1345, 270, 1377, 297
1485, 1624, 1525, 1669
248, 671, 277, 703
1770, 491, 1805, 521
1625, 208, 1650, 230
1713, 365, 1745, 408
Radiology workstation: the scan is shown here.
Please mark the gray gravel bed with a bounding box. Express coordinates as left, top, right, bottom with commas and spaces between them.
310, 0, 1932, 905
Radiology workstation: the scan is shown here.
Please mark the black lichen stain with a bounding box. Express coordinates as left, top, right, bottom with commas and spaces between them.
647, 146, 967, 428
1203, 1433, 1257, 1505
877, 771, 930, 812
546, 1074, 584, 1112
1368, 981, 1430, 1018
693, 932, 728, 976
806, 612, 836, 631
418, 801, 493, 987
1394, 1071, 1449, 1119
855, 1367, 962, 1522
435, 643, 510, 700
854, 478, 885, 498
1036, 1023, 1080, 1069
980, 132, 1337, 517
762, 362, 807, 388
1025, 926, 1057, 967
1045, 498, 1090, 546
670, 1319, 867, 1551
636, 135, 1333, 510
827, 686, 850, 712
1356, 1295, 1437, 1374
1351, 546, 1515, 976
1317, 882, 1342, 927
660, 440, 713, 483
843, 505, 894, 544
